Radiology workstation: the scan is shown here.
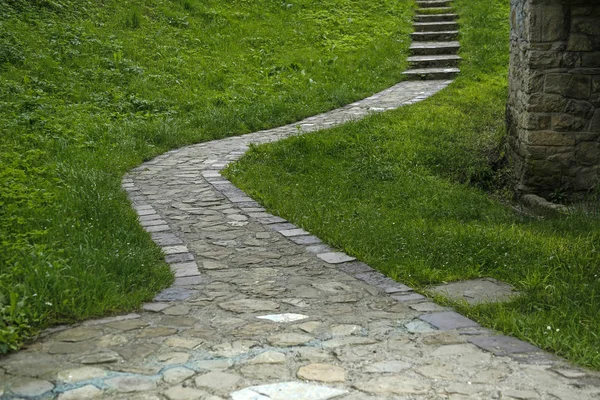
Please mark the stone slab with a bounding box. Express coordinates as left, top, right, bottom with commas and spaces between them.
419, 311, 480, 330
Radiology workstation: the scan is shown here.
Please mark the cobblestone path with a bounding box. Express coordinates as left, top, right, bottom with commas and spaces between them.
2, 79, 600, 400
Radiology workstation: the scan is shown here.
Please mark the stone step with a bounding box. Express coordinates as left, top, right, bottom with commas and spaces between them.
411, 31, 459, 41
416, 0, 452, 8
414, 21, 458, 32
410, 41, 460, 56
407, 54, 462, 68
417, 7, 454, 14
402, 67, 460, 81
414, 13, 457, 23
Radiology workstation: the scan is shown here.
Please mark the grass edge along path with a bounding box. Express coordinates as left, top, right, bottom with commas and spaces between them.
225, 0, 600, 370
0, 0, 413, 353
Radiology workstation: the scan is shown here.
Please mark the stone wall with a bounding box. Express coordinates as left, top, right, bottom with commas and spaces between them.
507, 0, 600, 197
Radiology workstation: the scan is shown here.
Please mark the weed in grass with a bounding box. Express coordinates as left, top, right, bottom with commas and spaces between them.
226, 0, 600, 369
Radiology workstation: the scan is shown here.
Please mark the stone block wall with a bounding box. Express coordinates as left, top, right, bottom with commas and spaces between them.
507, 0, 600, 197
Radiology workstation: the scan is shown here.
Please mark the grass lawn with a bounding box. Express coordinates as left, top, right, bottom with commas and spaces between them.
0, 0, 413, 352
226, 0, 600, 369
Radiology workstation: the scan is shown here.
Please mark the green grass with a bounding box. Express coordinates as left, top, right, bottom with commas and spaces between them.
226, 0, 600, 369
0, 0, 413, 352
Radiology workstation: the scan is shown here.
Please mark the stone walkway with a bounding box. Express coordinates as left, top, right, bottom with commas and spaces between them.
2, 80, 600, 400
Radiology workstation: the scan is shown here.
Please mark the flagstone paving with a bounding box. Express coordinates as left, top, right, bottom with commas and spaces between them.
2, 78, 600, 400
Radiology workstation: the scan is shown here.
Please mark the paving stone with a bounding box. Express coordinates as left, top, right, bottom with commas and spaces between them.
268, 333, 314, 347
353, 376, 430, 395
143, 302, 171, 312
219, 299, 279, 313
56, 366, 106, 383
195, 371, 242, 391
194, 359, 234, 371
257, 313, 309, 323
502, 389, 540, 399
174, 276, 204, 286
162, 304, 192, 316
279, 228, 309, 237
297, 363, 346, 382
391, 293, 426, 302
289, 235, 322, 245
105, 319, 149, 331
297, 321, 324, 333
157, 352, 191, 365
316, 252, 356, 264
248, 350, 286, 364
409, 302, 447, 312
322, 336, 378, 348
164, 337, 203, 349
162, 367, 196, 384
48, 341, 95, 354
136, 326, 178, 338
419, 311, 480, 330
163, 385, 211, 400
330, 324, 362, 336
554, 368, 587, 378
231, 382, 348, 400
154, 288, 197, 302
468, 335, 539, 356
364, 360, 411, 373
57, 385, 102, 400
405, 319, 436, 333
9, 378, 54, 397
54, 327, 103, 342
105, 376, 157, 393
78, 350, 122, 364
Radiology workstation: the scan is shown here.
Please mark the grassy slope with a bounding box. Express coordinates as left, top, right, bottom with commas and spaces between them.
226, 0, 600, 368
0, 0, 413, 352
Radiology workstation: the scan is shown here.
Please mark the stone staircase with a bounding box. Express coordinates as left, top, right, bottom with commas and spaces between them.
403, 0, 460, 80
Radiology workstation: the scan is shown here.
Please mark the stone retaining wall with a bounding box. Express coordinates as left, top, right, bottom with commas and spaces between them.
507, 0, 600, 197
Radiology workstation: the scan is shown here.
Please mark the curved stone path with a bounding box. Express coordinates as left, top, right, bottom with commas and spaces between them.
2, 80, 600, 399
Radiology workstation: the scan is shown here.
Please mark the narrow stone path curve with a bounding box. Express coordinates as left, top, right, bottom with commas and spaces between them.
2, 15, 600, 400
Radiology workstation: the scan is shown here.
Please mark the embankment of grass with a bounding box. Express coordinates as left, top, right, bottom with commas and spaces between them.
226, 0, 600, 368
0, 0, 413, 352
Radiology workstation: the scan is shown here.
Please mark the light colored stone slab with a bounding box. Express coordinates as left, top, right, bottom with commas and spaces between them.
316, 252, 356, 264
248, 351, 286, 364
364, 360, 411, 373
56, 366, 106, 383
163, 385, 211, 400
231, 382, 348, 400
195, 371, 242, 391
219, 299, 280, 313
297, 363, 346, 382
9, 378, 54, 397
257, 313, 309, 323
353, 376, 429, 395
322, 337, 377, 348
105, 376, 156, 393
268, 333, 314, 347
279, 228, 309, 237
57, 385, 102, 400
162, 367, 196, 384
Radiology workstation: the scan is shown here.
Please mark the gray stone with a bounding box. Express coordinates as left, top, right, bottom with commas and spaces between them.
405, 319, 436, 333
268, 333, 314, 347
297, 363, 346, 382
162, 304, 191, 316
136, 326, 178, 338
143, 302, 171, 312
194, 359, 234, 371
9, 378, 54, 397
163, 385, 211, 400
54, 327, 102, 342
231, 382, 348, 400
322, 337, 377, 348
105, 376, 156, 392
419, 311, 479, 330
219, 299, 279, 313
353, 376, 429, 395
468, 335, 539, 356
316, 252, 356, 264
56, 366, 106, 383
364, 360, 411, 373
162, 367, 196, 384
248, 351, 286, 364
154, 287, 197, 302
105, 319, 149, 331
78, 350, 122, 364
195, 371, 242, 391
57, 385, 102, 400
